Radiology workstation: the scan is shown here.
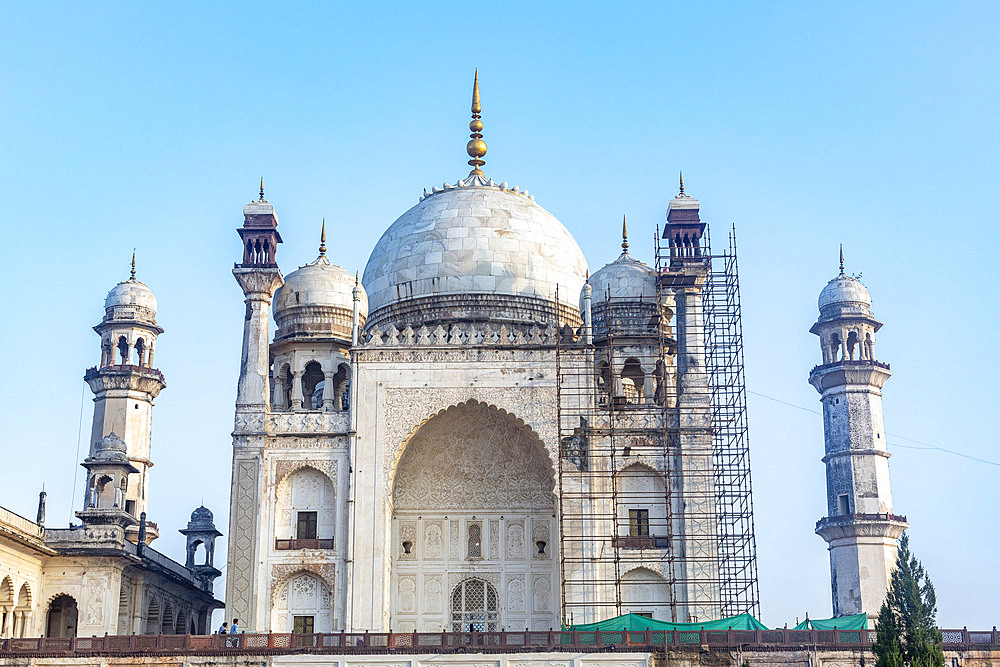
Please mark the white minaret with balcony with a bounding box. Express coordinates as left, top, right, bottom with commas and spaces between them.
84, 255, 165, 543
809, 251, 907, 618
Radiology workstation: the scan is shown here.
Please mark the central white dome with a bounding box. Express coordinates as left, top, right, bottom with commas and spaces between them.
362, 180, 588, 328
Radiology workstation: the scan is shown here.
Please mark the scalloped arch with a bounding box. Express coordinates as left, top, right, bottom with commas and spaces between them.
388, 399, 555, 493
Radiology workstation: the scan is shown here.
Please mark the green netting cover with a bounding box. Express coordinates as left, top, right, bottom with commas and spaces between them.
569, 612, 768, 631
792, 613, 868, 630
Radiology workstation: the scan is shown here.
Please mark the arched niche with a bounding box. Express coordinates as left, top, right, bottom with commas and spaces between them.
616, 463, 668, 541
620, 567, 672, 620
275, 467, 336, 544
45, 594, 78, 638
270, 571, 333, 633
390, 400, 559, 632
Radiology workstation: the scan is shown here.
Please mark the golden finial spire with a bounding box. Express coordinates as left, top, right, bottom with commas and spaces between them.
355, 270, 359, 286
621, 214, 629, 253
467, 69, 487, 176
259, 177, 265, 201
130, 250, 136, 280
319, 219, 327, 256
839, 244, 845, 274
679, 171, 685, 196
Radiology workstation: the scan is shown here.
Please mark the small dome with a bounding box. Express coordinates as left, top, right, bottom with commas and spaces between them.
104, 279, 157, 324
86, 433, 134, 467
818, 273, 873, 319
96, 433, 127, 454
583, 251, 656, 310
190, 506, 214, 523
362, 179, 588, 328
273, 255, 368, 342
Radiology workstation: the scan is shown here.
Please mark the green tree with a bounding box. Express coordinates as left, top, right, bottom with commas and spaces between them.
873, 533, 944, 667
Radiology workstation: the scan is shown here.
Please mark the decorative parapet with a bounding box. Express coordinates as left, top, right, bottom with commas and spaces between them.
266, 411, 350, 434
362, 322, 580, 348
0, 506, 43, 538
419, 173, 535, 203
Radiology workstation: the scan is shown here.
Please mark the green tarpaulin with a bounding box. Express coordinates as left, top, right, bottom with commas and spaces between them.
569, 612, 768, 631
793, 613, 868, 630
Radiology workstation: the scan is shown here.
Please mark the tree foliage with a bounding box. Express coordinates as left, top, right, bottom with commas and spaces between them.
873, 533, 944, 667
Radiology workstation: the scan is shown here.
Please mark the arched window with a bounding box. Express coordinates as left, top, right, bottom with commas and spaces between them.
302, 362, 325, 411
117, 336, 129, 365
45, 595, 78, 638
134, 338, 146, 366
450, 579, 498, 632
846, 331, 859, 361
621, 358, 645, 403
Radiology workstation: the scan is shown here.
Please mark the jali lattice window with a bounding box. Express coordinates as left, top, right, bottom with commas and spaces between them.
450, 579, 498, 632
467, 522, 482, 559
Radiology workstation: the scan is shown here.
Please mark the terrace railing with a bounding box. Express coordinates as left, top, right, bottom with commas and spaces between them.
2, 627, 997, 656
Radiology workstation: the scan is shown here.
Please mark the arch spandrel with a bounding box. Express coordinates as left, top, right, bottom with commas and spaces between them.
381, 387, 558, 495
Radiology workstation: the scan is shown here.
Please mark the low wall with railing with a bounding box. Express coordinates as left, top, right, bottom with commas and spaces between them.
2, 627, 997, 657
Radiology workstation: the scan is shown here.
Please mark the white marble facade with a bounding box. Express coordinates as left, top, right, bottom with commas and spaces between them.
225, 165, 730, 635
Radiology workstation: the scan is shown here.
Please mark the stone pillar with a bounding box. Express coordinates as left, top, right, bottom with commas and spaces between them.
290, 370, 304, 410
12, 611, 22, 639
582, 281, 593, 345
272, 374, 286, 410
322, 369, 336, 411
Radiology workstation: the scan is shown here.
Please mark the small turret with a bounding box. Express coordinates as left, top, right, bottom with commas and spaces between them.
180, 506, 223, 591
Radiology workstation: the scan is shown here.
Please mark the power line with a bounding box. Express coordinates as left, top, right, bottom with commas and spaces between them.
747, 390, 1000, 468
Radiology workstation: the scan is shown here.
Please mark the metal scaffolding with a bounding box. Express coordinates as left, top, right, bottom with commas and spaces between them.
554, 221, 759, 626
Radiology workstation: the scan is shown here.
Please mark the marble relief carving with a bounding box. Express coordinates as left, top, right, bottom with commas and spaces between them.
230, 458, 259, 620
383, 392, 558, 496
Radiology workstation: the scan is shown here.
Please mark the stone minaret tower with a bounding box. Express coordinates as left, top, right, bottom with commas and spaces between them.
658, 178, 719, 622
809, 250, 907, 618
84, 255, 165, 543
226, 182, 283, 627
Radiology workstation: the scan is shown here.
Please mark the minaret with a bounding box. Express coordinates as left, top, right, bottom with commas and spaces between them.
226, 182, 283, 627
810, 249, 907, 618
83, 254, 165, 543
658, 175, 718, 622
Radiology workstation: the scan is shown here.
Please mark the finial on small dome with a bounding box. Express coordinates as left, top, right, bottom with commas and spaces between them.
319, 219, 327, 257
467, 69, 487, 176
839, 244, 845, 275
259, 177, 265, 201
355, 270, 359, 286
679, 171, 685, 196
130, 249, 136, 281
622, 214, 629, 253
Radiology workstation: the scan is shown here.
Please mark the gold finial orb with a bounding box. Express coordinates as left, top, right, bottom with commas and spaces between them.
466, 69, 487, 176
467, 138, 487, 159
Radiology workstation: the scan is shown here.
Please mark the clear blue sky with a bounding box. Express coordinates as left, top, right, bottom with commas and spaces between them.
1, 3, 997, 629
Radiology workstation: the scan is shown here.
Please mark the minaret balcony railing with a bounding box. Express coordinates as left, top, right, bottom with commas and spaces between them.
85, 364, 165, 381
809, 359, 891, 374
815, 512, 908, 531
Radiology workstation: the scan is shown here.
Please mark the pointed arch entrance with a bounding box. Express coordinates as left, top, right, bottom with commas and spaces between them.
390, 401, 559, 632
